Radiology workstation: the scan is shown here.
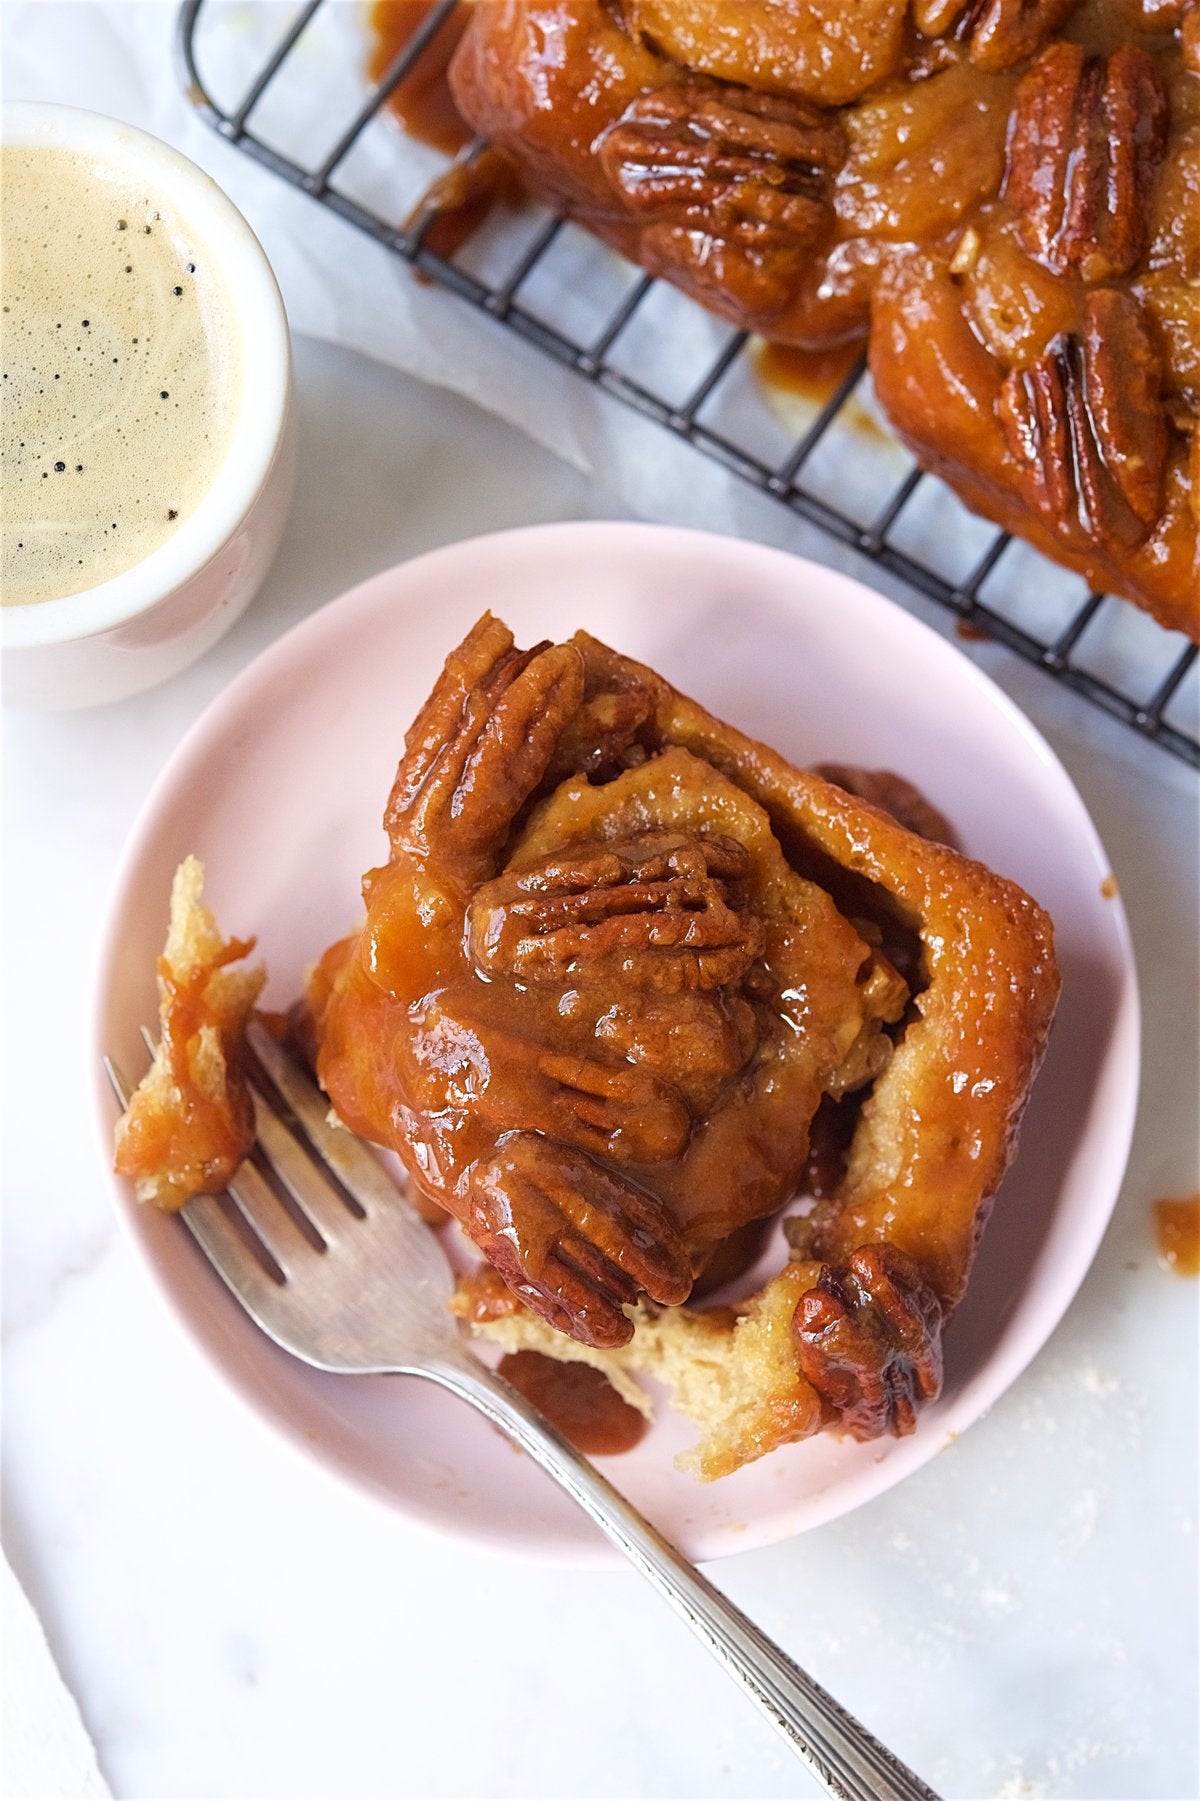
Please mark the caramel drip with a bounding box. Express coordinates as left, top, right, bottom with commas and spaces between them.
367, 0, 472, 156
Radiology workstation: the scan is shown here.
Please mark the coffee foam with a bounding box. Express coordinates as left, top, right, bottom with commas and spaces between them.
1, 145, 241, 607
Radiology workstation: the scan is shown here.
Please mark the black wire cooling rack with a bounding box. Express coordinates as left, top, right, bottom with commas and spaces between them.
177, 0, 1198, 766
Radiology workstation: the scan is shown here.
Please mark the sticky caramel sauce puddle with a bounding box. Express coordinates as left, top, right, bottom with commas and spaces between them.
1154, 1194, 1200, 1276
498, 1351, 648, 1456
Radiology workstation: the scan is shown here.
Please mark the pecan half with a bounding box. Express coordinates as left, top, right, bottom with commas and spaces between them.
912, 0, 1079, 69
599, 80, 844, 263
793, 1245, 944, 1438
543, 686, 656, 785
404, 992, 693, 1165
997, 290, 1168, 552
1005, 43, 1168, 282
467, 1131, 692, 1347
384, 615, 585, 890
468, 831, 765, 994
595, 990, 760, 1117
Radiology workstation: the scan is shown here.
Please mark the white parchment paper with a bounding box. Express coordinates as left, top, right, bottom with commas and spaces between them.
1, 1553, 112, 1800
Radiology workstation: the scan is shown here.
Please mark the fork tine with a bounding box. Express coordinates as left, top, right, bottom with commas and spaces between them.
113, 1041, 317, 1276
180, 1190, 288, 1316
246, 1021, 408, 1216
107, 1051, 297, 1303
222, 1153, 323, 1276
109, 1025, 456, 1355
103, 1055, 136, 1108
251, 1088, 362, 1245
131, 1021, 345, 1263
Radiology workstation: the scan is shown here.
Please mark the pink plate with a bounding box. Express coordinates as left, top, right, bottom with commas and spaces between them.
93, 523, 1139, 1565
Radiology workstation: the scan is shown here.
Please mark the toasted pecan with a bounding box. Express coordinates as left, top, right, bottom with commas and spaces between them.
598, 79, 845, 308
467, 1132, 692, 1347
468, 831, 764, 993
384, 616, 585, 890
1005, 42, 1168, 283
914, 0, 1079, 69
403, 991, 693, 1166
997, 290, 1168, 552
793, 1245, 944, 1438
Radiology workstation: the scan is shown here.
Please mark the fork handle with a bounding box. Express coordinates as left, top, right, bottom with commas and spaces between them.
424, 1356, 940, 1801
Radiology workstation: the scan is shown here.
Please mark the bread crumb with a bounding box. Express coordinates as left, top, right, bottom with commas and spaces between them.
113, 856, 264, 1209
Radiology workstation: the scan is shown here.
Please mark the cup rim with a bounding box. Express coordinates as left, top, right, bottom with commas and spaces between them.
1, 101, 291, 648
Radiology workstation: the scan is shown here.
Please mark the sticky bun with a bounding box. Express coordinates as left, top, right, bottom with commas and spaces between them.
447, 0, 1199, 637
302, 616, 1060, 1477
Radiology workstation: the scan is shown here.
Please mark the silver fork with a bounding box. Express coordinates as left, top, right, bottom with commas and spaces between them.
105, 1020, 939, 1801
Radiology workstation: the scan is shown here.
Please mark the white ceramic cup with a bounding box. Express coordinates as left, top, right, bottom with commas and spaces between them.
1, 103, 295, 709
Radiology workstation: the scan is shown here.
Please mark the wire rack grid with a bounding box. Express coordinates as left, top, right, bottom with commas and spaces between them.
178, 0, 1198, 767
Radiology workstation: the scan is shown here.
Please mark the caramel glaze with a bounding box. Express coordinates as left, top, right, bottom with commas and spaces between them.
370, 3, 528, 263
447, 0, 1199, 636
368, 0, 473, 156
498, 1350, 648, 1454
1154, 1193, 1200, 1274
158, 944, 256, 1162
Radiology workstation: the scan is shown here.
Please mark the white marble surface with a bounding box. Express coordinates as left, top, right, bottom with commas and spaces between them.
3, 8, 1199, 1796
4, 330, 1198, 1801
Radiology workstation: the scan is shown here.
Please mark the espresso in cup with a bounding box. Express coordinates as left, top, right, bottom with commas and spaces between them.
1, 144, 242, 606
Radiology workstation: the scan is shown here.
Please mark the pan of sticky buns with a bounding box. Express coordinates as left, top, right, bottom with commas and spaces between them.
445, 0, 1199, 638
